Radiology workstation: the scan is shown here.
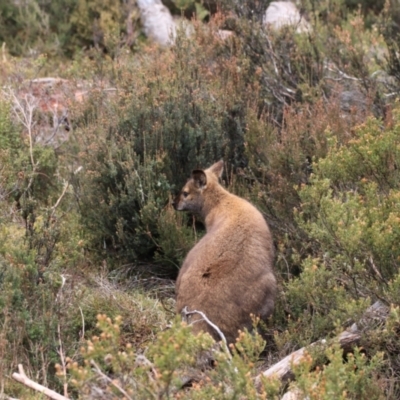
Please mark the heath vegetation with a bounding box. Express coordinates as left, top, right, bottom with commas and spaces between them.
1, 0, 400, 398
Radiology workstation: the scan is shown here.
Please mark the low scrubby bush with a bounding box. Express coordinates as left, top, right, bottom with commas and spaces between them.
272, 105, 400, 397
67, 314, 281, 399
2, 0, 400, 397
75, 34, 253, 274
73, 0, 396, 281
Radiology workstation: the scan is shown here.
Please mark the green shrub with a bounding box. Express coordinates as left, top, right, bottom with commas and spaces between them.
0, 0, 140, 58
0, 94, 84, 396
76, 36, 253, 273
3, 0, 400, 397
293, 343, 384, 399
270, 106, 400, 397
74, 0, 392, 281
68, 314, 281, 399
298, 113, 400, 296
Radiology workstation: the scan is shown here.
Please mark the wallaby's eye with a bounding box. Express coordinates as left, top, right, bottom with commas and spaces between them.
183, 191, 189, 198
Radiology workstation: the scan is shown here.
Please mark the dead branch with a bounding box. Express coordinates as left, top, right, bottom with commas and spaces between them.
255, 300, 389, 390
90, 360, 134, 400
8, 91, 37, 166
181, 306, 231, 357
6, 89, 39, 194
28, 77, 69, 85
57, 322, 69, 398
50, 180, 70, 219
78, 305, 85, 341
12, 364, 69, 400
134, 354, 159, 385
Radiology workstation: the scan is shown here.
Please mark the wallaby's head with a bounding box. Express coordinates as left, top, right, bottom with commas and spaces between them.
172, 160, 224, 212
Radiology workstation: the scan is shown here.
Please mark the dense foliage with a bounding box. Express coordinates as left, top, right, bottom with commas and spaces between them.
1, 0, 400, 398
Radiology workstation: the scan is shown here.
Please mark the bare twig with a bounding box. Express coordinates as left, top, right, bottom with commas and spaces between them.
9, 91, 37, 166
6, 89, 39, 193
134, 355, 158, 383
1, 42, 7, 62
192, 215, 197, 242
264, 34, 279, 76
57, 322, 69, 398
12, 364, 69, 400
28, 77, 69, 85
43, 109, 67, 146
78, 306, 85, 341
135, 169, 145, 203
55, 274, 68, 397
324, 61, 360, 82
91, 360, 134, 400
368, 255, 385, 283
50, 180, 70, 219
181, 306, 231, 357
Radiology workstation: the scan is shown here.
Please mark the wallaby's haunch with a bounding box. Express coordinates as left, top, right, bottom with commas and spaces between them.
173, 161, 276, 345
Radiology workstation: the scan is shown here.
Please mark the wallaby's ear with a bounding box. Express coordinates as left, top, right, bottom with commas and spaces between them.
207, 160, 224, 178
192, 170, 207, 188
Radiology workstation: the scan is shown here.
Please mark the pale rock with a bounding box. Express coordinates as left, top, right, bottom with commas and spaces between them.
263, 1, 311, 34
137, 0, 177, 46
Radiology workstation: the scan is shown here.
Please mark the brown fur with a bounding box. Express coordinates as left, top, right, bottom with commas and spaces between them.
173, 161, 276, 345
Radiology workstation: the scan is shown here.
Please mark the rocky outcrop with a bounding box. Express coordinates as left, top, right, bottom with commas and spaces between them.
263, 1, 312, 34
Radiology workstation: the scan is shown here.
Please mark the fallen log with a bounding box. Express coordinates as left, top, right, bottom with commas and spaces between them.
255, 300, 389, 393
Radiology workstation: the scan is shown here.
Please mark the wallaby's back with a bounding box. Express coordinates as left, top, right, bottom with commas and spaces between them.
173, 161, 276, 345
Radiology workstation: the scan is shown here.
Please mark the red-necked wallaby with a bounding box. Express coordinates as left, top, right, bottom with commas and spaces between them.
173, 161, 276, 345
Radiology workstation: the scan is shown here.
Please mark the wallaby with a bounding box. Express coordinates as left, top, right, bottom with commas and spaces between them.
173, 161, 276, 345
